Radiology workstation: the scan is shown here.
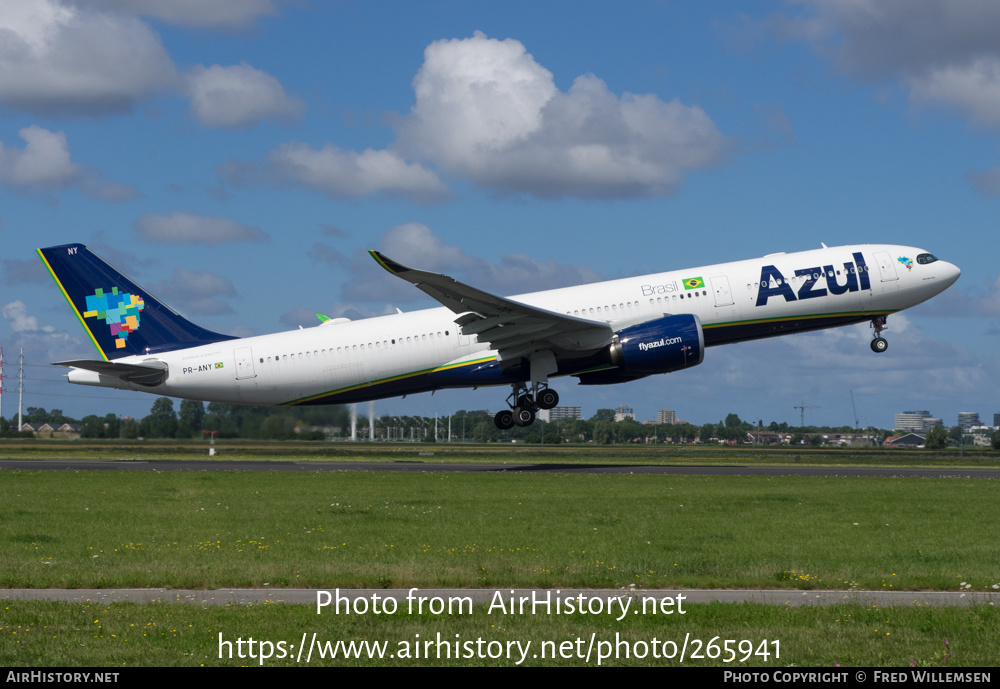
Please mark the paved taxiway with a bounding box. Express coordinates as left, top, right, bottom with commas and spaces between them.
3, 458, 1000, 478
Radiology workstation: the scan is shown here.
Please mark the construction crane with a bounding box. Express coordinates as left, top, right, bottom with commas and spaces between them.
793, 403, 819, 427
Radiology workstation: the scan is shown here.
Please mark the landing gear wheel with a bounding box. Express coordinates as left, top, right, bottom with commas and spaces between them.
537, 388, 559, 410
513, 407, 536, 427
494, 409, 515, 430
869, 316, 888, 354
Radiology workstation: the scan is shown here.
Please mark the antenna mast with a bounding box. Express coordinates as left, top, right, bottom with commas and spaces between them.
17, 348, 24, 433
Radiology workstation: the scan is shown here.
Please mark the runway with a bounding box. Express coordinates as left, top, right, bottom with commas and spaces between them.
2, 458, 1000, 478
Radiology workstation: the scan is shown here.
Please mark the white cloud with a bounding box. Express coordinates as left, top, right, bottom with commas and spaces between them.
337, 222, 604, 303
973, 275, 1000, 318
909, 57, 1000, 128
223, 31, 730, 201
1, 299, 79, 360
224, 143, 449, 203
913, 272, 1000, 320
0, 0, 178, 117
376, 223, 472, 273
149, 267, 237, 316
134, 211, 268, 244
0, 126, 77, 188
83, 0, 279, 31
0, 125, 137, 200
2, 300, 50, 332
278, 306, 320, 328
402, 33, 556, 163
397, 32, 730, 198
769, 1, 1000, 130
0, 2, 294, 123
309, 242, 351, 268
769, 1, 1000, 78
187, 62, 305, 128
78, 176, 140, 202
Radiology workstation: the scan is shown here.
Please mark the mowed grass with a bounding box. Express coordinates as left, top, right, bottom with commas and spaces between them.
5, 438, 1000, 466
2, 470, 998, 591
3, 599, 999, 666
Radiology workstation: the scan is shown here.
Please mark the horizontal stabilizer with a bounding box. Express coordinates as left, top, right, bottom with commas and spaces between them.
54, 359, 168, 387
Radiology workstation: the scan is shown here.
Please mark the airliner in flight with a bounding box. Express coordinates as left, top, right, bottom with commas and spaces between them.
37, 243, 959, 429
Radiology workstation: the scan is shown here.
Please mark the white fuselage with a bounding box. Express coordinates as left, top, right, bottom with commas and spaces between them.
68, 244, 960, 406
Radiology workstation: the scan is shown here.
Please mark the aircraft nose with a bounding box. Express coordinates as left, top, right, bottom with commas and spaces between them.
940, 261, 961, 288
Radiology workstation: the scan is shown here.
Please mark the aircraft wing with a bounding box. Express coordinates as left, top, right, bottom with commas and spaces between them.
53, 359, 169, 386
370, 251, 613, 363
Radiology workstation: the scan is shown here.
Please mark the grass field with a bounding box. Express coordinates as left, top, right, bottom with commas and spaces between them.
2, 443, 998, 666
4, 599, 997, 666
2, 468, 999, 590
3, 437, 1000, 466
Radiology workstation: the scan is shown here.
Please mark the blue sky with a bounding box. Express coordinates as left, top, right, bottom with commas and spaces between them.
2, 0, 998, 429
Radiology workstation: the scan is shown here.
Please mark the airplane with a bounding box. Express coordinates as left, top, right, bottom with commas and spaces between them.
37, 242, 960, 429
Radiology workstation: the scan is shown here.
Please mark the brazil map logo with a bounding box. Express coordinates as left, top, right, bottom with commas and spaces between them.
82, 287, 144, 349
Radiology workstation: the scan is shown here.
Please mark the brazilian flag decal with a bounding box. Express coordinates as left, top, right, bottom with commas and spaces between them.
683, 276, 704, 290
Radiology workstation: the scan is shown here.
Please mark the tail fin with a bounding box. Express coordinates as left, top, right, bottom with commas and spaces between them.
37, 243, 236, 361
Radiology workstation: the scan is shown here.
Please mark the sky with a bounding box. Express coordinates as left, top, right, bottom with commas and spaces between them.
1, 0, 999, 430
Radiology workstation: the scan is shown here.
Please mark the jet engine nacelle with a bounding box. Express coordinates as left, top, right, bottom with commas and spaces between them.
611, 312, 704, 374
578, 314, 704, 385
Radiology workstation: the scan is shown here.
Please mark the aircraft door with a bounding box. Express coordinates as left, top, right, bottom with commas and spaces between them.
710, 275, 734, 307
873, 251, 898, 282
234, 346, 257, 379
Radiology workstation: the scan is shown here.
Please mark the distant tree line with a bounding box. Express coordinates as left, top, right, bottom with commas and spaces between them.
6, 403, 1000, 449
2, 401, 351, 441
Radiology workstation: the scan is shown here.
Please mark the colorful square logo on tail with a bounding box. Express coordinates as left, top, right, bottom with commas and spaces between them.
82, 287, 144, 348
683, 277, 704, 290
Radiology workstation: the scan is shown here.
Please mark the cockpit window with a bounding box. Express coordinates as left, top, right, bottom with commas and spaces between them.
916, 253, 938, 265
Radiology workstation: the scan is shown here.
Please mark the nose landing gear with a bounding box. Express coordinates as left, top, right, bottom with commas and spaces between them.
870, 316, 888, 353
493, 382, 560, 429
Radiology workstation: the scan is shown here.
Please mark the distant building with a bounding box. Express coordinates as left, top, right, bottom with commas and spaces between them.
994, 412, 1000, 427
538, 406, 581, 422
614, 406, 635, 422
894, 411, 941, 433
973, 433, 994, 448
884, 433, 926, 448
957, 412, 981, 431
655, 409, 676, 425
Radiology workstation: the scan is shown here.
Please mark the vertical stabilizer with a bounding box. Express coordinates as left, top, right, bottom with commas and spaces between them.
37, 243, 236, 360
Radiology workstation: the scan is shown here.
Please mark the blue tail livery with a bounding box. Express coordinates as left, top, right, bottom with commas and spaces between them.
37, 243, 235, 361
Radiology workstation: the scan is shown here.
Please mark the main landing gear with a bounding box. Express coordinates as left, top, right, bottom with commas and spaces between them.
494, 382, 560, 429
870, 315, 888, 353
